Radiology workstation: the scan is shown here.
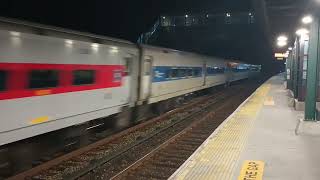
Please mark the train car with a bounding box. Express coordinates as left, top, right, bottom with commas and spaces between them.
138, 45, 206, 106
228, 62, 251, 82
204, 56, 228, 88
249, 64, 262, 77
0, 18, 140, 146
136, 45, 257, 112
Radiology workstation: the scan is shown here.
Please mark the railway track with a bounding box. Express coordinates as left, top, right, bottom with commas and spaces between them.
109, 95, 241, 180
10, 81, 259, 180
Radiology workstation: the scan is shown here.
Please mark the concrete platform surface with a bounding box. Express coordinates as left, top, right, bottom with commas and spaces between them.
169, 74, 320, 180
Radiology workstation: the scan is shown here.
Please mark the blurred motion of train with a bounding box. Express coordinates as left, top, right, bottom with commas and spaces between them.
0, 17, 261, 150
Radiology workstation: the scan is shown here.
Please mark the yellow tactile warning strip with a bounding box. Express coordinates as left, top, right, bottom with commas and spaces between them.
170, 83, 271, 180
30, 116, 49, 125
238, 161, 265, 180
264, 96, 275, 106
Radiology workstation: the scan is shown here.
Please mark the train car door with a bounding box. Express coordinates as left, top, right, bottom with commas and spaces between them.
123, 54, 139, 107
203, 62, 207, 86
139, 56, 153, 103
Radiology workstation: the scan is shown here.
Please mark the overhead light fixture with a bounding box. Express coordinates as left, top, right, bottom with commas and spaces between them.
185, 15, 188, 18
277, 41, 287, 47
65, 40, 73, 45
109, 46, 119, 53
277, 35, 288, 42
162, 16, 166, 19
288, 47, 293, 50
302, 15, 313, 24
226, 13, 231, 17
296, 28, 309, 36
10, 31, 21, 37
91, 43, 99, 50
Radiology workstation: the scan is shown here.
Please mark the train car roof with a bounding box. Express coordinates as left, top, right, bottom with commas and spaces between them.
0, 17, 135, 46
140, 44, 225, 60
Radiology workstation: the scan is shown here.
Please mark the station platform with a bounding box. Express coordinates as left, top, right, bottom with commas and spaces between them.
170, 74, 320, 180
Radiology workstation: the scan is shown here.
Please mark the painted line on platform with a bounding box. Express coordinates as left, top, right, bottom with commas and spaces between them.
238, 160, 265, 180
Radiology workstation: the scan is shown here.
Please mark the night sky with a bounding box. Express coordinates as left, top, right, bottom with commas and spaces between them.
0, 0, 252, 41
1, 0, 284, 73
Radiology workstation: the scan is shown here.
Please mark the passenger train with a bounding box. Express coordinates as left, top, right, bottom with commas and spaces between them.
0, 17, 261, 149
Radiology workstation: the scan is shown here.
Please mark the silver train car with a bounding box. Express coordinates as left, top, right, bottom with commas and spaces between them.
0, 18, 261, 147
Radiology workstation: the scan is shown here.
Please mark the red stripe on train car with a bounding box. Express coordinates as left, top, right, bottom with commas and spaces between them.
0, 62, 125, 100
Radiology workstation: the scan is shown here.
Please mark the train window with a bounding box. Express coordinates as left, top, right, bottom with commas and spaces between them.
187, 69, 193, 76
217, 67, 225, 74
0, 71, 7, 91
165, 69, 171, 78
124, 57, 132, 76
171, 69, 178, 78
29, 70, 59, 89
144, 59, 152, 76
178, 69, 186, 77
73, 70, 95, 85
193, 69, 202, 77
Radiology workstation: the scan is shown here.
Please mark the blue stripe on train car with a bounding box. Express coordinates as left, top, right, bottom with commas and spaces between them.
153, 66, 203, 83
206, 67, 225, 76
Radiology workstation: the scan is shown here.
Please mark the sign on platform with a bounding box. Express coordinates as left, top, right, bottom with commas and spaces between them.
238, 160, 265, 180
275, 53, 288, 58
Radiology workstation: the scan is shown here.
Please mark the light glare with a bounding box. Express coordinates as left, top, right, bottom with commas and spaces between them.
302, 15, 313, 24
10, 31, 21, 37
91, 43, 99, 48
65, 40, 73, 45
277, 41, 287, 47
277, 35, 288, 42
296, 28, 309, 36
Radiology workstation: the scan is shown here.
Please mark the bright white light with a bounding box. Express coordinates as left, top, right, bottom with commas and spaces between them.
91, 43, 99, 48
206, 14, 209, 18
162, 16, 166, 19
249, 12, 252, 16
288, 47, 293, 50
277, 41, 287, 47
296, 28, 309, 36
185, 15, 188, 18
302, 15, 313, 24
65, 40, 73, 45
226, 13, 231, 17
277, 35, 288, 42
91, 43, 99, 51
110, 49, 119, 53
109, 46, 119, 53
10, 31, 21, 37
